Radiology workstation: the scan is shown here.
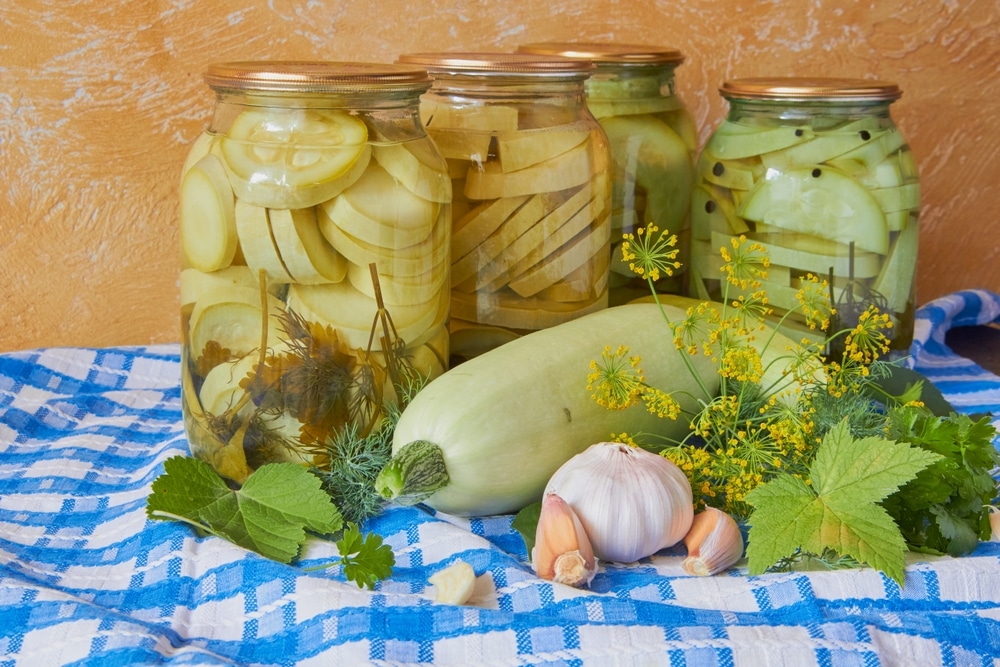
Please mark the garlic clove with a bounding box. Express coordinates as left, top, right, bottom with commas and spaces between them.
531, 493, 598, 587
682, 507, 744, 576
428, 560, 477, 605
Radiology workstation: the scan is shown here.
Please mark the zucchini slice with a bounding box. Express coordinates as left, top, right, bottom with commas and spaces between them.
739, 166, 889, 255
180, 154, 238, 272
220, 108, 369, 209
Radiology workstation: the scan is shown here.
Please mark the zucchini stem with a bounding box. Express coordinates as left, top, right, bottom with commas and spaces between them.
375, 440, 450, 505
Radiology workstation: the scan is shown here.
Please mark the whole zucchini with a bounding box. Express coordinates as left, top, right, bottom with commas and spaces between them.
375, 302, 720, 516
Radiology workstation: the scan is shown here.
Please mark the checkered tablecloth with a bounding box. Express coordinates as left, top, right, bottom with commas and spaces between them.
1, 290, 999, 666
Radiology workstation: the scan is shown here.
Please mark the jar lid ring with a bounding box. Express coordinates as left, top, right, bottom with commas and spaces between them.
720, 77, 902, 102
516, 42, 685, 66
203, 61, 433, 93
396, 52, 596, 77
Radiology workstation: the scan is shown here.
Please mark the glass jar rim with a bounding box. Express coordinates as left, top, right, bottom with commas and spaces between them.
720, 77, 902, 102
516, 42, 684, 66
203, 61, 433, 94
396, 52, 596, 78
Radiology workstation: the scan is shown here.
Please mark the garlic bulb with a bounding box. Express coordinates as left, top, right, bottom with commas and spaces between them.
532, 493, 598, 587
682, 507, 744, 576
543, 442, 694, 563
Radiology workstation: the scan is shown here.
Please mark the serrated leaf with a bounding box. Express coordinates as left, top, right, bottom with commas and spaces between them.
147, 456, 234, 516
746, 420, 941, 585
338, 523, 395, 590
814, 502, 908, 583
812, 421, 942, 505
744, 474, 820, 569
148, 456, 343, 563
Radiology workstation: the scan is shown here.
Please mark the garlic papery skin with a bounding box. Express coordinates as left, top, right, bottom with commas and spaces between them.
543, 442, 694, 563
682, 507, 744, 576
532, 493, 598, 587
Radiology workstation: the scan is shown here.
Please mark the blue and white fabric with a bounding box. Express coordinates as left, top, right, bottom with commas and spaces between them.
1, 290, 999, 666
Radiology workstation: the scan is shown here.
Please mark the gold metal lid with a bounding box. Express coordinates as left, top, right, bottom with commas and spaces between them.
203, 61, 433, 93
517, 42, 684, 66
396, 52, 596, 77
720, 77, 902, 102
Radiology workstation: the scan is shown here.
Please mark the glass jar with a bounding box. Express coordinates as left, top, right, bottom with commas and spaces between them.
690, 77, 919, 354
179, 61, 451, 482
396, 52, 611, 362
517, 42, 697, 305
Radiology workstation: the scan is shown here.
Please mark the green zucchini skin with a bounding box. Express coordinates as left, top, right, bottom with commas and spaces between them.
388, 302, 720, 517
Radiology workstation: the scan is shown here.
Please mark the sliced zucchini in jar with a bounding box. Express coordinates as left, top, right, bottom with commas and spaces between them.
220, 108, 370, 209
372, 142, 452, 203
600, 114, 693, 233
233, 199, 295, 283
707, 121, 815, 159
739, 166, 889, 255
690, 184, 748, 241
268, 207, 348, 284
496, 121, 592, 173
180, 154, 238, 272
320, 162, 440, 250
188, 284, 284, 360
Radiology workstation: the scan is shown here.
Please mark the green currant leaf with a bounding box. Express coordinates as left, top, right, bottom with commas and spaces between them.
148, 456, 343, 563
742, 474, 820, 568
146, 455, 233, 517
811, 421, 940, 504
745, 420, 941, 585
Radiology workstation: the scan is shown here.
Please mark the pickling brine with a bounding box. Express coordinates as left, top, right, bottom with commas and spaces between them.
689, 78, 919, 354
179, 62, 451, 482
518, 43, 697, 305
396, 53, 612, 363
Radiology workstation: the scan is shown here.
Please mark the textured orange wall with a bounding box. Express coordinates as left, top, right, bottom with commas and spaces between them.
2, 0, 998, 351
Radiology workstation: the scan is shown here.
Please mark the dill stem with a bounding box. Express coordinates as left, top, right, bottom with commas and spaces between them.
648, 284, 714, 401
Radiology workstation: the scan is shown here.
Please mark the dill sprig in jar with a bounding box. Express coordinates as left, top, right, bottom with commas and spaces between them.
179, 61, 451, 482
518, 42, 697, 305
397, 52, 612, 362
689, 77, 920, 354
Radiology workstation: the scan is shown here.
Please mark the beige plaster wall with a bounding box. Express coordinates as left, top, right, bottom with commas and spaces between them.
2, 0, 998, 351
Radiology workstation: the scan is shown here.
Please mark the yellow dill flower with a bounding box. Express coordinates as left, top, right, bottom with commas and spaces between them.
729, 290, 772, 331
719, 235, 770, 290
719, 344, 764, 384
640, 387, 682, 420
795, 274, 835, 331
788, 337, 825, 384
671, 303, 720, 357
621, 224, 681, 283
732, 428, 789, 478
691, 394, 741, 439
843, 305, 893, 365
587, 345, 644, 410
620, 237, 635, 263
